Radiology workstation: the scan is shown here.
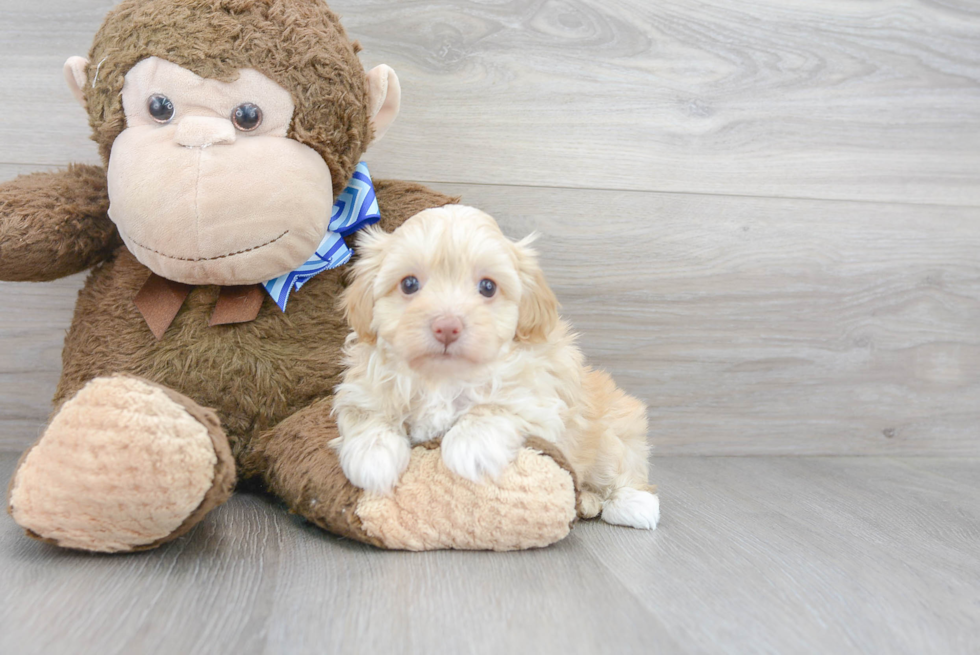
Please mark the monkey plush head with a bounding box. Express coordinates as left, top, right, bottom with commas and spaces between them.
63, 0, 400, 285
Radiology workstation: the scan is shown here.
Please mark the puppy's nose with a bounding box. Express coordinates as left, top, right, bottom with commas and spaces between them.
431, 316, 463, 345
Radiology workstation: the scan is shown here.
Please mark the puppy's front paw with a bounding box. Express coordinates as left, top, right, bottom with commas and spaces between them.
441, 415, 523, 484
338, 430, 411, 495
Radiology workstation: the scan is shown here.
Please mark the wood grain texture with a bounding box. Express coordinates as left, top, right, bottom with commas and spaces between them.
0, 276, 85, 451
575, 456, 980, 655
2, 167, 978, 455
2, 1, 980, 205
2, 453, 978, 655
0, 2, 110, 167
354, 0, 980, 205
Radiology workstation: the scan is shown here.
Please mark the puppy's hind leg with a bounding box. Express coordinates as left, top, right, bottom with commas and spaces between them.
585, 371, 660, 530
602, 487, 660, 530
599, 444, 660, 530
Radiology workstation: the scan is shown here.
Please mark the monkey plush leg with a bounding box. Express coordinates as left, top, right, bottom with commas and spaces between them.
244, 398, 579, 551
0, 165, 120, 281
7, 375, 235, 552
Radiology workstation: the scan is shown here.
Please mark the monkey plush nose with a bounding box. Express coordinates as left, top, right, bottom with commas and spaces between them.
431, 316, 463, 345
175, 116, 237, 148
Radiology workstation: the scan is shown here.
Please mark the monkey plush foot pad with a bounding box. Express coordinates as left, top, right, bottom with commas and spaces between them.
7, 375, 235, 552
311, 437, 578, 551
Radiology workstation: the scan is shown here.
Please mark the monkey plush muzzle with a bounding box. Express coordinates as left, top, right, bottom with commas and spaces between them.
108, 126, 334, 285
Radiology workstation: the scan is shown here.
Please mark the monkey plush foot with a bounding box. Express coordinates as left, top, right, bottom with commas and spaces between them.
7, 375, 235, 552
300, 437, 579, 551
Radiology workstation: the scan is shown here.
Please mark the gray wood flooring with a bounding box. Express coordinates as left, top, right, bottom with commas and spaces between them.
2, 453, 978, 655
1, 1, 978, 653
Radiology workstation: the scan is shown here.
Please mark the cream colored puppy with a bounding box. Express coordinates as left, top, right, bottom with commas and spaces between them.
332, 205, 659, 529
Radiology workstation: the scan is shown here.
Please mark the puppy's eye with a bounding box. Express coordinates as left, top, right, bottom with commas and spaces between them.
478, 278, 497, 298
147, 95, 175, 123
232, 103, 263, 131
400, 276, 421, 295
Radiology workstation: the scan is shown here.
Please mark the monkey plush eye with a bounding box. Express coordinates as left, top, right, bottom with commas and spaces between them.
400, 276, 421, 295
231, 103, 263, 131
147, 95, 175, 123
478, 279, 497, 298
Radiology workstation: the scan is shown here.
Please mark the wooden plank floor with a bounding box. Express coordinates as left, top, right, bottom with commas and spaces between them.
2, 453, 978, 655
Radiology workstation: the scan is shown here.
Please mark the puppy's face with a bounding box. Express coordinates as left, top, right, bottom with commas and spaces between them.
344, 205, 558, 377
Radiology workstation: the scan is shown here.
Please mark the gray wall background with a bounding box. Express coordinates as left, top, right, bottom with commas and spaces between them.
2, 0, 978, 455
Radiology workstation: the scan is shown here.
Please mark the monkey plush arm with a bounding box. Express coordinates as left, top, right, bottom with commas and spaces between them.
0, 165, 121, 281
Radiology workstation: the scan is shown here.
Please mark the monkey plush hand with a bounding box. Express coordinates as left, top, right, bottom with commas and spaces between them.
1, 0, 577, 553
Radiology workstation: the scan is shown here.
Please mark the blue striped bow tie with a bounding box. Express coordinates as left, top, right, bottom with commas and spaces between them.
263, 162, 380, 311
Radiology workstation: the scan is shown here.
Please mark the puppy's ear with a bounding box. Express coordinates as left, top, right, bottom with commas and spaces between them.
342, 228, 388, 344
513, 235, 560, 344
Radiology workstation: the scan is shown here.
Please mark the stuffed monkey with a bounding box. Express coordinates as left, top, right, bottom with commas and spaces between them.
1, 0, 577, 553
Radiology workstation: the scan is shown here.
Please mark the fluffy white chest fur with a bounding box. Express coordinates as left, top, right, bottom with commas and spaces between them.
406, 383, 480, 444
342, 335, 573, 449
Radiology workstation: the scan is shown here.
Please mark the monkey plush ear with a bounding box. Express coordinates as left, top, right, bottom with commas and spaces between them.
63, 56, 89, 108
366, 65, 401, 143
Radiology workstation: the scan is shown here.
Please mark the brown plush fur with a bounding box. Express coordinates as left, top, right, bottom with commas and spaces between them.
241, 395, 386, 547
0, 165, 118, 281
85, 0, 371, 196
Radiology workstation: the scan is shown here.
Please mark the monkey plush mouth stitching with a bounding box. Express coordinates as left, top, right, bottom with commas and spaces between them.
122, 229, 290, 262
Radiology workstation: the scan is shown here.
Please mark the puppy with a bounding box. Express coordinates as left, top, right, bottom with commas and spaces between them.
332, 205, 659, 529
